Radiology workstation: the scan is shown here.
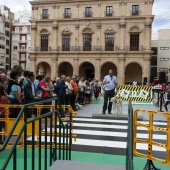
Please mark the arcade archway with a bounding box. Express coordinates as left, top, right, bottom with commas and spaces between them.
79, 62, 95, 80
37, 62, 51, 76
101, 62, 117, 80
58, 62, 73, 77
125, 63, 142, 85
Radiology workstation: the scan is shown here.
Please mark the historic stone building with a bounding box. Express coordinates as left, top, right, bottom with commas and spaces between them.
29, 0, 154, 84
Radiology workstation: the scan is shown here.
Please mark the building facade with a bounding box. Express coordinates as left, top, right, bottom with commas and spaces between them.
11, 11, 31, 70
152, 29, 170, 82
0, 14, 6, 70
0, 5, 14, 71
29, 0, 154, 84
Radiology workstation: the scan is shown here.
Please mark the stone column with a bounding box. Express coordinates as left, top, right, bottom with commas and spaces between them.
95, 58, 101, 80
117, 55, 125, 84
73, 58, 79, 76
30, 56, 36, 74
52, 22, 58, 50
119, 21, 126, 50
51, 57, 58, 78
144, 19, 152, 51
31, 23, 37, 51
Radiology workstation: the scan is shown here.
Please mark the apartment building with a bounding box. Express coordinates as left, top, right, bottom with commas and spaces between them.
11, 11, 31, 70
29, 0, 154, 84
0, 5, 14, 71
152, 29, 170, 82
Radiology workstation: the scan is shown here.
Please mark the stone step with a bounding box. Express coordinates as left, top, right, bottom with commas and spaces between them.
49, 160, 125, 170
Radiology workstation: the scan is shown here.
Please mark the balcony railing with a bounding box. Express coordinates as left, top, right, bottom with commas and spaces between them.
32, 46, 120, 52
131, 10, 141, 16
63, 13, 72, 18
12, 30, 31, 34
18, 49, 27, 52
104, 11, 114, 17
41, 14, 49, 19
18, 40, 28, 43
83, 12, 93, 17
18, 58, 27, 62
126, 45, 143, 51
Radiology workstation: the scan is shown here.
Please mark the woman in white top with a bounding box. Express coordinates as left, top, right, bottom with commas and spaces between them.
65, 77, 73, 113
78, 77, 86, 105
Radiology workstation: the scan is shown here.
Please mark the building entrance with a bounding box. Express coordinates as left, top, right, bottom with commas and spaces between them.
79, 62, 95, 80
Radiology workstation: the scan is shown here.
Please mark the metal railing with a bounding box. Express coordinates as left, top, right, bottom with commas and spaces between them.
32, 46, 120, 52
126, 101, 134, 170
0, 97, 75, 170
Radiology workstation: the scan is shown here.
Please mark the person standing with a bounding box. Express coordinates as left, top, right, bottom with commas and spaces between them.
102, 69, 118, 114
70, 76, 78, 111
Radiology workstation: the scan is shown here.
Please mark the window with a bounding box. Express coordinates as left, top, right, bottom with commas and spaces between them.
106, 6, 113, 16
13, 54, 17, 59
0, 45, 5, 49
130, 34, 139, 51
64, 8, 71, 18
83, 34, 92, 51
22, 26, 27, 33
62, 35, 70, 51
160, 47, 169, 50
132, 5, 139, 15
21, 45, 25, 51
42, 9, 48, 19
6, 40, 9, 46
41, 36, 48, 51
0, 36, 5, 41
13, 46, 18, 50
160, 58, 169, 61
6, 49, 9, 55
15, 27, 19, 33
85, 7, 92, 17
105, 34, 114, 51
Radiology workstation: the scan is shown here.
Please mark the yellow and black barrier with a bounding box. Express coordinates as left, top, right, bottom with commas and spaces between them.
0, 104, 77, 149
100, 85, 153, 102
133, 109, 170, 166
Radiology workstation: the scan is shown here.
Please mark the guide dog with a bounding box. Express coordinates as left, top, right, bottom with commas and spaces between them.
110, 97, 122, 115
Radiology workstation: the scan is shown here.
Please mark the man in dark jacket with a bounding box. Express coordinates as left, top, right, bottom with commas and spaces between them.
58, 75, 67, 105
23, 72, 38, 117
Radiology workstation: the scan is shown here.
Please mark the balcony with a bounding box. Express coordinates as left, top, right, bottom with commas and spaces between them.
63, 13, 72, 18
18, 40, 28, 43
126, 45, 143, 51
41, 14, 49, 19
104, 11, 114, 17
18, 49, 27, 52
12, 30, 31, 34
18, 58, 26, 62
131, 10, 141, 16
31, 46, 119, 52
83, 12, 93, 18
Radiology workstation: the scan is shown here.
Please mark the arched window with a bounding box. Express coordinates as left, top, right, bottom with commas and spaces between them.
82, 28, 93, 51
129, 26, 141, 51
40, 29, 49, 51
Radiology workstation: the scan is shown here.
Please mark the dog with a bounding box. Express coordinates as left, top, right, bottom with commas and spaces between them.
110, 97, 122, 115
75, 103, 84, 110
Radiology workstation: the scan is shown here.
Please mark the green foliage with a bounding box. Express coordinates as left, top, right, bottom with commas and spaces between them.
11, 65, 23, 75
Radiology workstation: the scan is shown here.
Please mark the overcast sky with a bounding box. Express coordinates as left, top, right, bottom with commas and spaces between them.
1, 0, 170, 35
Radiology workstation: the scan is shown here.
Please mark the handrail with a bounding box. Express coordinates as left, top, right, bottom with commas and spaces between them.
126, 100, 134, 170
1, 110, 57, 170
0, 97, 59, 152
0, 97, 73, 170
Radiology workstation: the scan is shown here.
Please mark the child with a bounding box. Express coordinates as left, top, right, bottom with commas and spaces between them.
164, 88, 170, 112
0, 84, 10, 144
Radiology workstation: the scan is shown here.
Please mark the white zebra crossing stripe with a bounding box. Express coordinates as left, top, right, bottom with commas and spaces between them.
27, 117, 167, 155
73, 118, 167, 126
27, 136, 166, 152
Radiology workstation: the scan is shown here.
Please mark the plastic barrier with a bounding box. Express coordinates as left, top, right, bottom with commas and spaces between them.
133, 109, 170, 169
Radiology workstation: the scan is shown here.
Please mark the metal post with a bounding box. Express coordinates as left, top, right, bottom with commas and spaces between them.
159, 92, 164, 112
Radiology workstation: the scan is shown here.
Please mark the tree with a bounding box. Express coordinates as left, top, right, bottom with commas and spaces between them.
11, 65, 23, 76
